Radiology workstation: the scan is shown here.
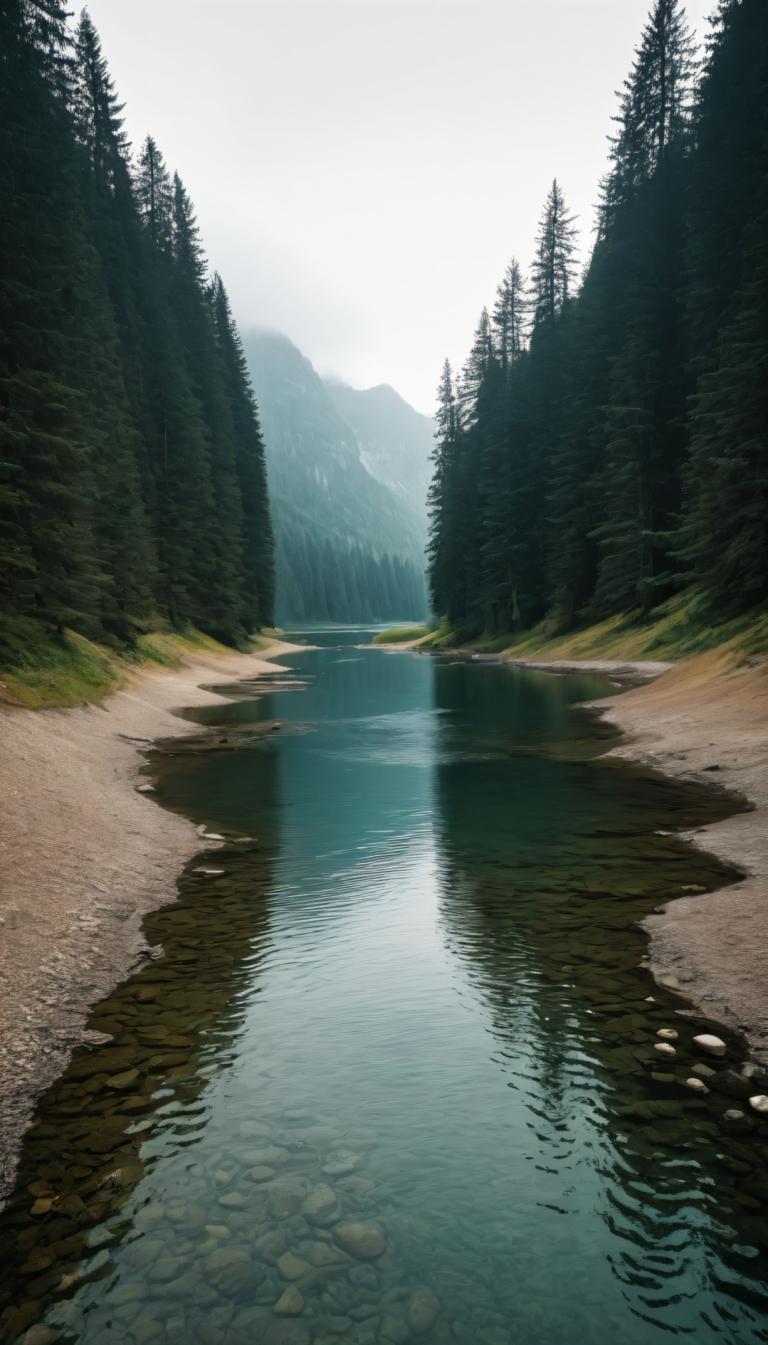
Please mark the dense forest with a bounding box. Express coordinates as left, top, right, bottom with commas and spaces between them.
0, 2, 274, 652
428, 0, 768, 636
245, 331, 428, 625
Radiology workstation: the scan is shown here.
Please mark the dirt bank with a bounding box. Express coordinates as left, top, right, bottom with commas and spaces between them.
0, 639, 302, 1203
593, 648, 768, 1062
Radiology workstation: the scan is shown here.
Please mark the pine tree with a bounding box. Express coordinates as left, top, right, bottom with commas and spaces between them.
530, 180, 578, 329
492, 258, 527, 372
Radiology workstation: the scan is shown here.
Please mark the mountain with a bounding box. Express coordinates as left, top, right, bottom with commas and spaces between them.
325, 381, 433, 532
243, 331, 429, 625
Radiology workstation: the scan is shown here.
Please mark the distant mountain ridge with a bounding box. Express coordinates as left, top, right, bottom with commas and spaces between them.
325, 380, 433, 533
243, 330, 431, 624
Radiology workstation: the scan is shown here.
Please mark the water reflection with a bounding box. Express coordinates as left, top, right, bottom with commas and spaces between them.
0, 637, 766, 1345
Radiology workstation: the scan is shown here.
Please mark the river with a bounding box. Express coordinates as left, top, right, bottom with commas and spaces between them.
1, 630, 767, 1345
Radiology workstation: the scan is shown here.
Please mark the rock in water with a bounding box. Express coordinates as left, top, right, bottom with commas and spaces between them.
301, 1185, 338, 1225
277, 1251, 310, 1282
685, 1077, 709, 1093
333, 1222, 386, 1260
749, 1095, 768, 1115
274, 1287, 304, 1316
654, 1042, 676, 1057
407, 1288, 440, 1334
656, 1028, 678, 1040
693, 1034, 726, 1057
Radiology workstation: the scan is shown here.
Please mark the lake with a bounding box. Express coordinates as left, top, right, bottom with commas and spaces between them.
2, 630, 767, 1345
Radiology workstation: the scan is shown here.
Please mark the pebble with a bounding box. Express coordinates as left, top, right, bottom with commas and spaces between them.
301, 1185, 339, 1225
274, 1287, 305, 1316
656, 1028, 678, 1041
692, 1063, 717, 1079
749, 1095, 768, 1115
654, 1042, 676, 1057
277, 1251, 311, 1282
693, 1033, 726, 1057
333, 1222, 386, 1261
407, 1287, 441, 1334
685, 1077, 709, 1093
724, 1109, 745, 1122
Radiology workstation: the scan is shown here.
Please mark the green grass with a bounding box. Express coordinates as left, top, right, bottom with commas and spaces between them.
0, 617, 280, 710
419, 594, 768, 665
371, 625, 430, 645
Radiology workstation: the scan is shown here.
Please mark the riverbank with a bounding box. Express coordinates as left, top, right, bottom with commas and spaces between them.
594, 648, 768, 1062
0, 636, 302, 1203
373, 626, 768, 1061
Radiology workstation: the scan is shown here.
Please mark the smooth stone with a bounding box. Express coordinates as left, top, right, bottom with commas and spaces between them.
654, 1042, 676, 1057
274, 1287, 305, 1317
218, 1191, 246, 1209
407, 1288, 441, 1334
301, 1185, 339, 1225
205, 1224, 231, 1240
724, 1109, 745, 1121
323, 1316, 353, 1335
246, 1166, 276, 1183
105, 1068, 139, 1090
277, 1251, 311, 1282
656, 1028, 678, 1041
693, 1033, 727, 1057
332, 1222, 385, 1261
749, 1095, 768, 1115
322, 1153, 361, 1178
136, 783, 156, 794
202, 1245, 255, 1296
243, 1146, 288, 1167
692, 1063, 717, 1079
20, 1330, 59, 1345
684, 1077, 709, 1093
256, 1230, 287, 1265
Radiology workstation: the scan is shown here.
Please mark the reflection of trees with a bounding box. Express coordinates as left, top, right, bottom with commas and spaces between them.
0, 746, 279, 1338
430, 664, 768, 1341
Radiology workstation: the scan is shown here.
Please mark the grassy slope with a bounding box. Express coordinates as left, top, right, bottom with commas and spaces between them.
379, 596, 768, 665
371, 625, 429, 645
0, 618, 280, 710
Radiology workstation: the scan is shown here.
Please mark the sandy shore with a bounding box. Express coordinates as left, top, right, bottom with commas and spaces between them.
0, 638, 301, 1203
505, 648, 768, 1061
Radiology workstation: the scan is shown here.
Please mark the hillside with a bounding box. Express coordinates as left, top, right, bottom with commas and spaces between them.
244, 331, 429, 625
325, 380, 433, 533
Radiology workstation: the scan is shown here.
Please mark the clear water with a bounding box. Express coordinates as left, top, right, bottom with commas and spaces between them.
2, 630, 768, 1345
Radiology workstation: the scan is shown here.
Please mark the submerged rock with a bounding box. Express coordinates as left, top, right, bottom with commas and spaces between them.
407, 1287, 441, 1334
654, 1042, 676, 1057
693, 1034, 726, 1057
333, 1222, 386, 1261
301, 1185, 339, 1225
277, 1251, 310, 1282
656, 1028, 678, 1041
685, 1077, 709, 1093
274, 1287, 305, 1316
749, 1095, 768, 1115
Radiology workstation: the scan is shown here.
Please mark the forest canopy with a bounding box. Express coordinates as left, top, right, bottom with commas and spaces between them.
0, 2, 274, 652
427, 0, 768, 638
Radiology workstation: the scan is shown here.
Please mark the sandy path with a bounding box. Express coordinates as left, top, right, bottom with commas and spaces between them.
0, 639, 301, 1203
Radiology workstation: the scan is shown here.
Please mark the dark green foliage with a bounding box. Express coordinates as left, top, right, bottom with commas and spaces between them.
427, 0, 768, 634
0, 6, 274, 647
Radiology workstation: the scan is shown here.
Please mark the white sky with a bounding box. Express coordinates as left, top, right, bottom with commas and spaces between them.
86, 0, 715, 415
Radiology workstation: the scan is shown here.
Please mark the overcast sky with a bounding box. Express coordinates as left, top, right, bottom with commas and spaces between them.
86, 0, 714, 415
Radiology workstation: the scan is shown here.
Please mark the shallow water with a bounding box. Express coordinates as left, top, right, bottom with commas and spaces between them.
2, 630, 768, 1345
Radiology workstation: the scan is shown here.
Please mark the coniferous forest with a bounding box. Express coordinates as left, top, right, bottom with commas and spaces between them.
428, 0, 768, 637
0, 3, 275, 652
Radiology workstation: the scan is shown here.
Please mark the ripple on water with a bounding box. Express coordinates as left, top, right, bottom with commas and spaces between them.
0, 639, 767, 1345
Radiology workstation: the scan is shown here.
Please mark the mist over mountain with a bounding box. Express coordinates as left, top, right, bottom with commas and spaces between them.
325, 381, 433, 534
243, 331, 429, 625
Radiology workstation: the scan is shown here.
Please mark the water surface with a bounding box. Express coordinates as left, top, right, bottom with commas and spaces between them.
2, 631, 767, 1345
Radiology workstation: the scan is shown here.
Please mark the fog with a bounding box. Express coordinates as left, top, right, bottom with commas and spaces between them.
85, 0, 715, 414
